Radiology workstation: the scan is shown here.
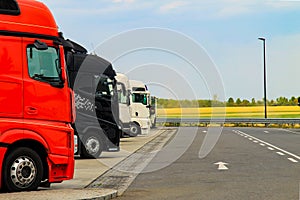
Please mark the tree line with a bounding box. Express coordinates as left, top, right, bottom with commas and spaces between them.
157, 96, 300, 108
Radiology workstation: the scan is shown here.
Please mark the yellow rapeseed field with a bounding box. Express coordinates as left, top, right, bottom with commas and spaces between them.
157, 106, 300, 118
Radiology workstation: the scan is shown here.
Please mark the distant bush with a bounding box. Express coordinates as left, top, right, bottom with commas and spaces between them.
157, 96, 300, 108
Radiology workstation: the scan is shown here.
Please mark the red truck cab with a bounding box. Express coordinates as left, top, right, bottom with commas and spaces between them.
0, 0, 75, 192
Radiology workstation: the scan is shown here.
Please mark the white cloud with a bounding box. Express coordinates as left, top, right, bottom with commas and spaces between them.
266, 0, 300, 9
217, 4, 252, 18
40, 0, 300, 19
159, 1, 189, 13
112, 0, 135, 3
215, 0, 300, 18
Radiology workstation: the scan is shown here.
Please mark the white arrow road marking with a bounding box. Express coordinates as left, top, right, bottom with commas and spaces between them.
214, 162, 229, 170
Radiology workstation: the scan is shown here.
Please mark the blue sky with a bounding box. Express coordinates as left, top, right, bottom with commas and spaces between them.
40, 0, 300, 101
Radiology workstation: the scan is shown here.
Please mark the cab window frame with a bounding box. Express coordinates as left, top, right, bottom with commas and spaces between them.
26, 45, 62, 84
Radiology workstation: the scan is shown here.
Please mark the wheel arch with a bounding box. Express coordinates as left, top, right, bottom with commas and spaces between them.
80, 126, 105, 140
79, 127, 105, 159
131, 121, 140, 127
4, 139, 49, 181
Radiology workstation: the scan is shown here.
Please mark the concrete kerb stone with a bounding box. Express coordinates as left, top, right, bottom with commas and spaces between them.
87, 128, 177, 197
0, 188, 117, 200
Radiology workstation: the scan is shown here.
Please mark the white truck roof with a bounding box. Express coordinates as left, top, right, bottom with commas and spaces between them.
129, 80, 147, 91
116, 73, 130, 89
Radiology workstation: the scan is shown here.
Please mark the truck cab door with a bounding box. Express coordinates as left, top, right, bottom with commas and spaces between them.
22, 38, 71, 123
0, 36, 23, 118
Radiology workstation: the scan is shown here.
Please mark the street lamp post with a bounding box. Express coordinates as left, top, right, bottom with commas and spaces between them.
258, 37, 267, 119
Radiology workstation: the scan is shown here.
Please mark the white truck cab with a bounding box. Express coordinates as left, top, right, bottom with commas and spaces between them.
116, 73, 136, 136
129, 80, 151, 135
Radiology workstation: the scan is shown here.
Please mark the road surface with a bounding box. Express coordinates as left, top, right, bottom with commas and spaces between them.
117, 127, 300, 200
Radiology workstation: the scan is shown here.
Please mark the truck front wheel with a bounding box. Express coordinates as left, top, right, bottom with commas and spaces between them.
3, 147, 43, 192
80, 133, 103, 159
130, 123, 141, 137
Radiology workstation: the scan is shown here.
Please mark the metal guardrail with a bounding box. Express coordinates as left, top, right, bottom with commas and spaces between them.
156, 118, 300, 124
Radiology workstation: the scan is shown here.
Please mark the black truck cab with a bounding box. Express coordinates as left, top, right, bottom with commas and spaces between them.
63, 39, 121, 158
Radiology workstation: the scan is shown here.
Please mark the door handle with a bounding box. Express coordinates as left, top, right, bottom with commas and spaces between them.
25, 106, 38, 115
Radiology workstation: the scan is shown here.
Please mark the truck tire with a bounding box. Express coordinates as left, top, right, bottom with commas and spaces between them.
3, 147, 43, 192
130, 123, 141, 137
80, 132, 103, 159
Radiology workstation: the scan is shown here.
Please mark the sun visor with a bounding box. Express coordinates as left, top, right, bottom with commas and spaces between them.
0, 0, 20, 15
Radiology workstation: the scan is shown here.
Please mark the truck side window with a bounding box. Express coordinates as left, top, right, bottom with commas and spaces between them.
118, 90, 127, 104
95, 76, 114, 97
117, 84, 127, 104
27, 46, 61, 83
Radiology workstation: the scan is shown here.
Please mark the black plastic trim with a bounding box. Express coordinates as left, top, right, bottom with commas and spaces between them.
0, 0, 20, 16
0, 142, 9, 148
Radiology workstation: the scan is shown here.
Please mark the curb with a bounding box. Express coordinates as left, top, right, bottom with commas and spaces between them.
78, 189, 118, 200
87, 128, 177, 196
0, 188, 117, 200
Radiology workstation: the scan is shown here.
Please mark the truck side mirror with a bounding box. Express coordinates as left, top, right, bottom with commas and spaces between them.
150, 108, 155, 115
127, 95, 131, 106
298, 97, 300, 106
121, 83, 126, 96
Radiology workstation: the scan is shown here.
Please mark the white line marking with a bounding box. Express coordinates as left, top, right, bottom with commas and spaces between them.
264, 131, 269, 133
260, 143, 266, 146
276, 128, 300, 135
244, 136, 248, 138
268, 147, 274, 151
249, 138, 253, 141
253, 140, 258, 143
203, 131, 207, 133
236, 130, 300, 160
288, 158, 298, 163
277, 152, 285, 156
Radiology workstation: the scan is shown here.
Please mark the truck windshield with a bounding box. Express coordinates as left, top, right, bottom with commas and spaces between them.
132, 93, 148, 105
95, 76, 115, 98
27, 46, 61, 82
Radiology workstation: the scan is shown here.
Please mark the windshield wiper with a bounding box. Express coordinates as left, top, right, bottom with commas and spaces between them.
32, 74, 45, 80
